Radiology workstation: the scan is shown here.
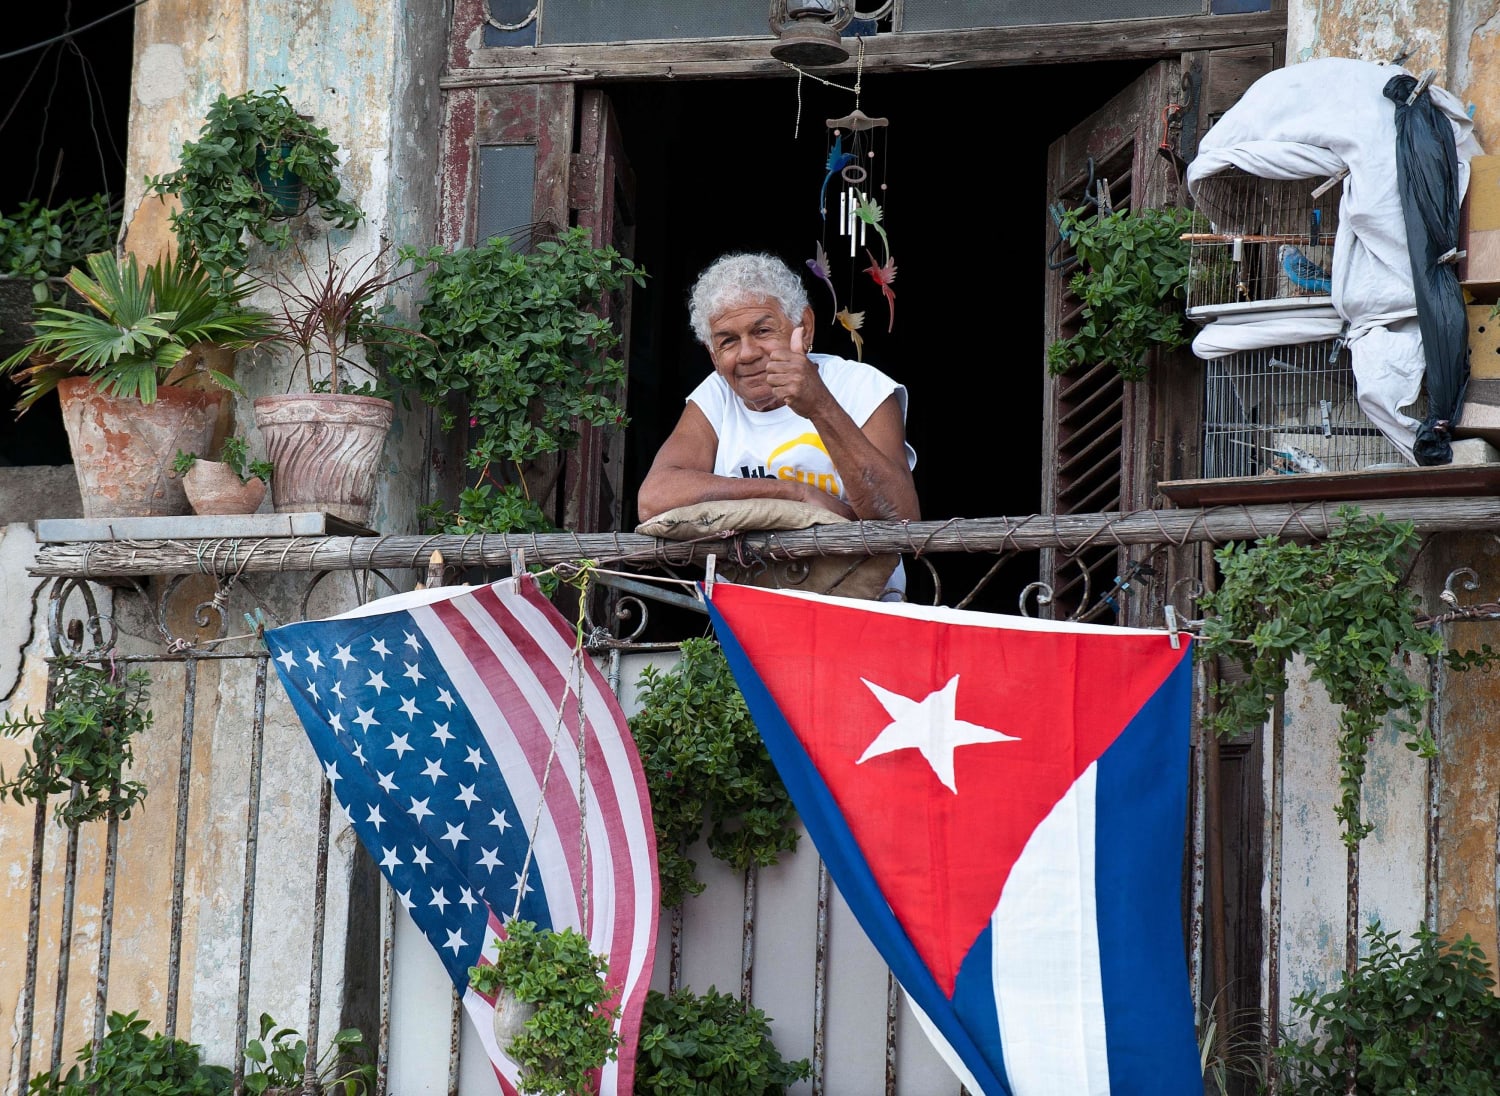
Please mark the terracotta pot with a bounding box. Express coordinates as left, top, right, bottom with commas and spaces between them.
56, 377, 222, 519
253, 393, 393, 525
183, 460, 267, 515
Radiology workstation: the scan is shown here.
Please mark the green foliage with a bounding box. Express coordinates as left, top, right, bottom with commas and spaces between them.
418, 483, 553, 535
27, 1010, 231, 1095
389, 228, 646, 471
0, 658, 150, 827
1197, 991, 1268, 1096
146, 87, 364, 283
0, 249, 272, 412
1197, 507, 1441, 846
628, 638, 799, 909
635, 987, 812, 1096
1277, 922, 1500, 1095
468, 919, 619, 1096
0, 194, 120, 303
1046, 204, 1194, 381
175, 436, 273, 484
242, 1013, 373, 1096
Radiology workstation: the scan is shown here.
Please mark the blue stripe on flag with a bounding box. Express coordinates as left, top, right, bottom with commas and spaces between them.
708, 597, 1013, 1096
951, 923, 1007, 1082
1094, 653, 1200, 1094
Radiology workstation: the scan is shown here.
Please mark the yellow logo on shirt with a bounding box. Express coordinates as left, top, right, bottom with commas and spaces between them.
767, 433, 841, 496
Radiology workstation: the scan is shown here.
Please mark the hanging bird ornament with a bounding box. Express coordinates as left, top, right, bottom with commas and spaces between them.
863, 250, 897, 333
806, 241, 839, 317
854, 194, 890, 264
820, 135, 856, 220
836, 308, 866, 361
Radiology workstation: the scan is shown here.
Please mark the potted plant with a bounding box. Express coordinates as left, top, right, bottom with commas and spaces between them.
145, 86, 364, 286
175, 434, 272, 515
0, 193, 120, 304
246, 240, 423, 525
241, 1012, 374, 1096
0, 656, 151, 828
0, 248, 273, 518
389, 227, 646, 532
1045, 204, 1195, 381
26, 1009, 231, 1095
467, 919, 619, 1096
635, 987, 811, 1095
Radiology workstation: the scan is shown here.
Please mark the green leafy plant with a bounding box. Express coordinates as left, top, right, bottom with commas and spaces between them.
0, 248, 273, 412
146, 87, 364, 284
628, 638, 800, 908
242, 1013, 374, 1096
26, 1009, 230, 1095
468, 919, 619, 1096
0, 194, 121, 303
389, 228, 645, 527
248, 239, 422, 396
635, 986, 812, 1096
1276, 922, 1500, 1094
1197, 990, 1267, 1096
418, 483, 552, 535
1046, 204, 1194, 381
175, 435, 273, 485
1197, 506, 1442, 846
0, 657, 151, 827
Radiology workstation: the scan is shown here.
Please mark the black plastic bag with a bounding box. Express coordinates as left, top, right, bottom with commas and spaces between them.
1384, 73, 1468, 465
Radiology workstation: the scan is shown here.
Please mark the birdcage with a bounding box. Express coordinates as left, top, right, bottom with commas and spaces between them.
1186, 167, 1343, 320
1202, 338, 1418, 479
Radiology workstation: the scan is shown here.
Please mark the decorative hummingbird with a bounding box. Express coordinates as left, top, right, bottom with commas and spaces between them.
854, 194, 891, 264
821, 136, 856, 220
806, 241, 839, 317
863, 250, 897, 333
836, 308, 865, 361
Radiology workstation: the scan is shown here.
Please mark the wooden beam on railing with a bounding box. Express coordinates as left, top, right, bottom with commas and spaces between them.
28, 496, 1500, 579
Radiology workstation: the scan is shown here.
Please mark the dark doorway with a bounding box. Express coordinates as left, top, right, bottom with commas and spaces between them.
0, 1, 135, 467
612, 60, 1155, 618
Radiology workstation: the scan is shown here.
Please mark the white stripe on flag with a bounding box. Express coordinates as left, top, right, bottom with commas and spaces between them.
992, 763, 1110, 1096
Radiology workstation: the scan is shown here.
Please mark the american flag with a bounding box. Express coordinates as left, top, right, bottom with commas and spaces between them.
266, 575, 658, 1095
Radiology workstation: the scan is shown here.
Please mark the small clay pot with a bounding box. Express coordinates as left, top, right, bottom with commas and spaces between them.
183, 460, 268, 515
491, 986, 538, 1050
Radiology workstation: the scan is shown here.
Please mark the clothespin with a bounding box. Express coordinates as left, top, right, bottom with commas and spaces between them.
704, 553, 717, 599
510, 547, 526, 576
1311, 167, 1349, 199
1407, 69, 1436, 106
244, 608, 269, 648
1164, 604, 1182, 650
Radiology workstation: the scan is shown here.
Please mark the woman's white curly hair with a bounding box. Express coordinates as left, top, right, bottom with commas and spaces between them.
688, 252, 810, 346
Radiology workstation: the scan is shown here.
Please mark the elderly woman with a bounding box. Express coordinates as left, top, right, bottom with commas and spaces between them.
637, 252, 919, 527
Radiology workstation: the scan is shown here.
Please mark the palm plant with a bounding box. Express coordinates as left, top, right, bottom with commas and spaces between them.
0, 249, 273, 413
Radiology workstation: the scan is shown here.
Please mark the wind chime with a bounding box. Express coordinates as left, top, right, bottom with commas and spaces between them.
807, 94, 894, 362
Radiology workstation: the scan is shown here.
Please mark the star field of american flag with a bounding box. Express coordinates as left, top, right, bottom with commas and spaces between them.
266, 577, 658, 1096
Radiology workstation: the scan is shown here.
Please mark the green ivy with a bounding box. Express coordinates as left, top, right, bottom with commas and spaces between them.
636, 987, 812, 1096
0, 658, 151, 827
242, 1012, 373, 1096
418, 483, 553, 536
629, 639, 800, 909
1046, 204, 1194, 381
0, 195, 120, 303
27, 1010, 231, 1095
469, 919, 619, 1096
390, 228, 646, 472
146, 87, 364, 284
1197, 507, 1442, 846
1277, 923, 1500, 1094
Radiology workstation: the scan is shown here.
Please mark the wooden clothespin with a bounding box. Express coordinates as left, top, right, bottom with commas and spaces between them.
510, 547, 527, 577
704, 553, 717, 599
1163, 604, 1182, 650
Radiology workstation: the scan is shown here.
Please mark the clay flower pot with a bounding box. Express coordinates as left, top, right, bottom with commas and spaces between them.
56, 377, 222, 519
253, 393, 393, 525
182, 460, 267, 515
491, 986, 538, 1051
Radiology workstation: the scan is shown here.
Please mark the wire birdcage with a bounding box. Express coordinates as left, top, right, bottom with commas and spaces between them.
1186, 168, 1343, 319
1203, 339, 1419, 478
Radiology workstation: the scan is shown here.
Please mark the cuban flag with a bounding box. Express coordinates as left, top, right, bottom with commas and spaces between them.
704, 583, 1199, 1096
266, 576, 658, 1095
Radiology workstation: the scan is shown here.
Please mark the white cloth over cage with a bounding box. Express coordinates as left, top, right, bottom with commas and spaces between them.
1186, 57, 1482, 462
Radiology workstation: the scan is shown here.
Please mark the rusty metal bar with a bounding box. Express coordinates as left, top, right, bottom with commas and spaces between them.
232, 655, 270, 1095
304, 778, 333, 1095
448, 988, 463, 1096
1188, 688, 1207, 1012
884, 971, 898, 1096
1265, 693, 1284, 1092
377, 881, 395, 1096
668, 905, 683, 993
741, 863, 757, 1003
813, 858, 829, 1096
1344, 836, 1359, 1096
164, 657, 199, 1039
92, 810, 121, 1053
49, 814, 80, 1073
17, 798, 46, 1095
1426, 648, 1444, 927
